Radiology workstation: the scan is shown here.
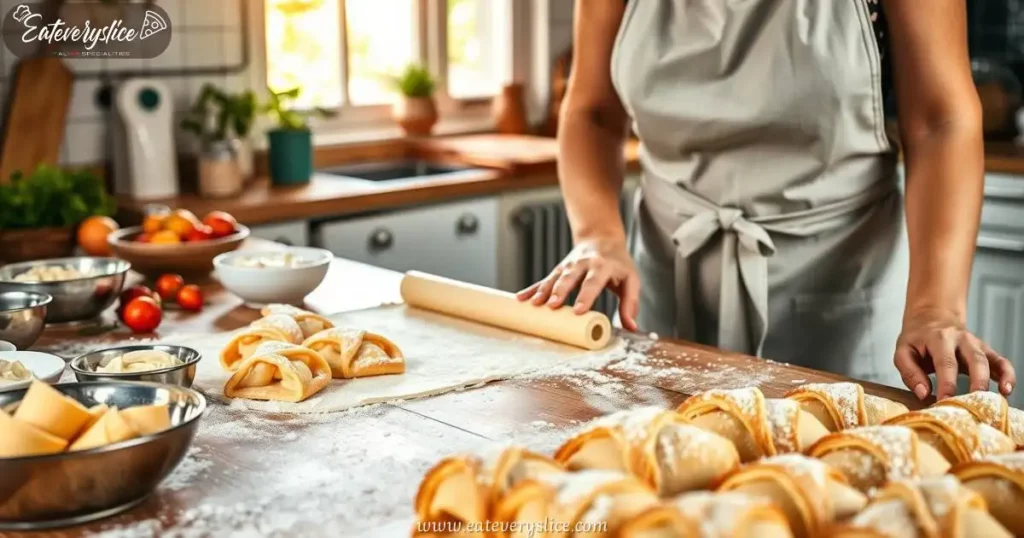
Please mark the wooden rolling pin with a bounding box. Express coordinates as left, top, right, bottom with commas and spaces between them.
399, 271, 613, 350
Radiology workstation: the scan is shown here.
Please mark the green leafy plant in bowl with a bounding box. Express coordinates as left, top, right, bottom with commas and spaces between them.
0, 165, 115, 262
387, 64, 439, 136
181, 84, 259, 197
261, 86, 335, 186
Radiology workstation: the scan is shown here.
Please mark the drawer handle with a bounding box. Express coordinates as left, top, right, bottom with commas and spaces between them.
977, 235, 1024, 252
456, 213, 479, 236
368, 228, 393, 251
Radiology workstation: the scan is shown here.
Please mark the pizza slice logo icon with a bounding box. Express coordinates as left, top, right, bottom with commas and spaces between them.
139, 10, 167, 40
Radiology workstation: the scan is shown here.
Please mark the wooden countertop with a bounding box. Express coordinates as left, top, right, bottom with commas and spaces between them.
17, 240, 921, 538
119, 135, 642, 227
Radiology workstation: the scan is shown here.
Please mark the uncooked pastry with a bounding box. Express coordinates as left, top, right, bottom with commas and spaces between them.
223, 349, 332, 403
716, 454, 867, 538
933, 391, 1024, 445
884, 406, 1015, 464
0, 359, 32, 382
785, 382, 908, 432
260, 304, 334, 339
13, 380, 92, 440
302, 327, 405, 379
96, 349, 181, 373
400, 270, 612, 350
806, 425, 951, 493
220, 314, 305, 370
554, 406, 739, 495
677, 386, 829, 462
951, 451, 1024, 536
620, 491, 794, 538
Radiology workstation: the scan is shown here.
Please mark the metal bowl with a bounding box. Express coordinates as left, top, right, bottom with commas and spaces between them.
0, 257, 130, 323
0, 291, 51, 349
0, 382, 207, 530
70, 345, 201, 388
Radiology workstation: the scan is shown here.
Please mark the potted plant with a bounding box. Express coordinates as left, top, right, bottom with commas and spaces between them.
181, 84, 256, 197
261, 87, 334, 186
389, 64, 438, 136
0, 165, 116, 263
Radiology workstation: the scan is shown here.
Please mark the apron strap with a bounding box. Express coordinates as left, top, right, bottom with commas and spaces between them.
645, 175, 896, 356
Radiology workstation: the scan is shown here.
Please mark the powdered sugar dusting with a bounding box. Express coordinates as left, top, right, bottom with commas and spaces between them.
850, 499, 916, 534
1008, 407, 1024, 444
939, 391, 1007, 430
915, 475, 961, 518
761, 454, 831, 488
978, 451, 1024, 473
844, 426, 918, 482
673, 491, 775, 535
793, 383, 864, 429
765, 399, 799, 453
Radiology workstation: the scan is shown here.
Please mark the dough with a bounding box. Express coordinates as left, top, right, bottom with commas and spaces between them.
68, 406, 137, 452
260, 304, 334, 339
220, 314, 305, 370
120, 404, 171, 435
13, 380, 93, 440
0, 408, 67, 457
302, 328, 405, 379
223, 350, 332, 403
0, 359, 32, 382
96, 349, 181, 373
193, 305, 627, 413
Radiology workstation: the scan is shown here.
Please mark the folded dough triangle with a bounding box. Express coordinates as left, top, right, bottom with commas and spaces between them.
951, 452, 1024, 536
223, 350, 331, 403
620, 491, 794, 538
884, 406, 1014, 464
785, 382, 907, 432
302, 327, 404, 379
260, 304, 334, 339
13, 380, 92, 440
0, 408, 67, 457
68, 406, 138, 452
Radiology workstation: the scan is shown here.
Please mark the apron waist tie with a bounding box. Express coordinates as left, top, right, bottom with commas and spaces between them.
643, 176, 897, 357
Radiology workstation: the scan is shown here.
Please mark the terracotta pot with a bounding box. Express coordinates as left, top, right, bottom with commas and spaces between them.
392, 96, 438, 136
198, 141, 244, 198
493, 83, 529, 134
0, 227, 75, 263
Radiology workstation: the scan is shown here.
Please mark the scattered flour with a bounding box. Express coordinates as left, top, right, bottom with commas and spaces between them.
160, 447, 213, 492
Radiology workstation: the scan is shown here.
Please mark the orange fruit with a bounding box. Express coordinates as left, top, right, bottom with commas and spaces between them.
149, 230, 181, 245
77, 216, 119, 256
164, 209, 199, 239
142, 213, 167, 234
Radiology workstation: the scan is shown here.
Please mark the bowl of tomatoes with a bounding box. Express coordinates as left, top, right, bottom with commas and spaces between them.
107, 209, 249, 277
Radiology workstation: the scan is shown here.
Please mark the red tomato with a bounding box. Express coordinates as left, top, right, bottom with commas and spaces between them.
121, 296, 162, 333
186, 224, 214, 242
117, 285, 160, 314
202, 211, 237, 238
176, 284, 204, 312
136, 232, 153, 243
154, 274, 185, 301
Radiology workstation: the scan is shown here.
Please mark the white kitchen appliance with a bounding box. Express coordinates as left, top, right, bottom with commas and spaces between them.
112, 78, 179, 200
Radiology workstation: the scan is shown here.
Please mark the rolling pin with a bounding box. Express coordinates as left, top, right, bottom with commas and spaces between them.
399, 271, 613, 350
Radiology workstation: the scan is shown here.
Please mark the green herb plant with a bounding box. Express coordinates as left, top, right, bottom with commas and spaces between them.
389, 64, 437, 98
180, 83, 257, 146
0, 165, 115, 230
261, 87, 335, 131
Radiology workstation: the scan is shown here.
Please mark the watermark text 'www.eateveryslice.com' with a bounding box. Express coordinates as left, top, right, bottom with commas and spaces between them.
3, 2, 172, 58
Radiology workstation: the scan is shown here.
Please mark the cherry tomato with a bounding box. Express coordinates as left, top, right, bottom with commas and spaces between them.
186, 224, 214, 242
121, 296, 162, 333
176, 284, 204, 312
202, 211, 238, 238
154, 274, 185, 302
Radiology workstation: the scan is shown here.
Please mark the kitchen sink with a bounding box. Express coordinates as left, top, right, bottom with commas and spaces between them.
318, 160, 484, 183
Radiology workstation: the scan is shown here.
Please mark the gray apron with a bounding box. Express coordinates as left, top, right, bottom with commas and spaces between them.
612, 0, 909, 385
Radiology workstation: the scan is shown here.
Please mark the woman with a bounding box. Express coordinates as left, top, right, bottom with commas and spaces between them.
517, 0, 1015, 401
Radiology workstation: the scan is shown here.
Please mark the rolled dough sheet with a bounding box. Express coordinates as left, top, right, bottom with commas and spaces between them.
191, 305, 626, 413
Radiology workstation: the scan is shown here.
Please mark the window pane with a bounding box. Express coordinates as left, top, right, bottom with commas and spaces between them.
265, 0, 343, 109
346, 0, 415, 106
447, 0, 502, 99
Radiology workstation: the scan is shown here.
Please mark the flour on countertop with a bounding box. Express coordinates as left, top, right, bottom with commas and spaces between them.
160, 446, 212, 492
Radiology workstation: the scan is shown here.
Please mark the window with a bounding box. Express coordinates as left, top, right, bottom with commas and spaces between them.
264, 0, 516, 119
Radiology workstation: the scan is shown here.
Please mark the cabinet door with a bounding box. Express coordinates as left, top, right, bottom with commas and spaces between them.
248, 220, 309, 247
316, 198, 499, 288
967, 242, 1024, 405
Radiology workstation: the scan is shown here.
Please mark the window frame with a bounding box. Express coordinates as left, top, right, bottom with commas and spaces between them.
256, 0, 527, 132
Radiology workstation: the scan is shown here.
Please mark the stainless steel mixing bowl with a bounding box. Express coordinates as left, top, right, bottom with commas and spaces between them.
0, 257, 130, 323
70, 345, 201, 388
0, 291, 51, 349
0, 382, 207, 530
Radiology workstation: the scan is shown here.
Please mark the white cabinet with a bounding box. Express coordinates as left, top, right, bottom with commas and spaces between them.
248, 220, 309, 247
314, 197, 499, 288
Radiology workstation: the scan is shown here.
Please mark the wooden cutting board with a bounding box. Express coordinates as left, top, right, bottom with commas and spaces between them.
0, 57, 74, 183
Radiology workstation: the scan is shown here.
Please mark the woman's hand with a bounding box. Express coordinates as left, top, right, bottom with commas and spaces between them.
893, 306, 1015, 401
515, 237, 641, 331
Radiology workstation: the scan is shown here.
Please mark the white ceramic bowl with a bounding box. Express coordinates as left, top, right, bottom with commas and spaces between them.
0, 350, 65, 392
213, 247, 332, 306
0, 341, 14, 352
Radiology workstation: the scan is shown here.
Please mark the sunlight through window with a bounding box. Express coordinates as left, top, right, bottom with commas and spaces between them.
345, 0, 415, 106
447, 0, 501, 99
265, 0, 343, 109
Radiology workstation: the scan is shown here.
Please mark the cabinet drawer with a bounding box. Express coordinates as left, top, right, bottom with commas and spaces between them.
316, 198, 499, 288
248, 220, 309, 247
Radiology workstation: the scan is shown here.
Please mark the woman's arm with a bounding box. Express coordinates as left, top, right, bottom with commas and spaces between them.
517, 1, 642, 330
885, 0, 1015, 399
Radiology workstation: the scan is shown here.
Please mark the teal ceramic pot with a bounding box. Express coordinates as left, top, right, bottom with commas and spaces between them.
267, 128, 313, 185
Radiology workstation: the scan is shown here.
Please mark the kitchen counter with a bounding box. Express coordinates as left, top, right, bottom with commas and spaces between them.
118, 135, 642, 226
20, 239, 922, 538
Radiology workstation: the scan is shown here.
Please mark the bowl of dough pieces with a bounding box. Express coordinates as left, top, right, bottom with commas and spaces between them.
0, 257, 130, 323
69, 345, 201, 388
0, 379, 206, 529
0, 351, 65, 392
